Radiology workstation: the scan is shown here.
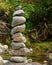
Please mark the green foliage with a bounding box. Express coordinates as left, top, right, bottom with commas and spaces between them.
30, 0, 52, 28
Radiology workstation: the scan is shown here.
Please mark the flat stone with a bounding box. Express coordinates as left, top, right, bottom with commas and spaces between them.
11, 24, 26, 35
13, 10, 24, 16
9, 47, 32, 56
11, 42, 26, 50
12, 16, 26, 27
10, 57, 27, 62
12, 36, 26, 43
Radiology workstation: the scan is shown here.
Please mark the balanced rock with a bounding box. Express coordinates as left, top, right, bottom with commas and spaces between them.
13, 10, 24, 16
12, 16, 26, 27
12, 33, 23, 38
10, 48, 32, 56
11, 24, 26, 35
11, 42, 26, 50
0, 56, 3, 65
15, 6, 22, 10
10, 56, 27, 62
12, 36, 26, 43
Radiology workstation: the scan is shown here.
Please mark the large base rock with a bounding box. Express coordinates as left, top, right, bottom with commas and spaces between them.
11, 42, 26, 50
10, 57, 27, 62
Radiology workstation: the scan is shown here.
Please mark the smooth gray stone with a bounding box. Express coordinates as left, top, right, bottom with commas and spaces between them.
10, 57, 27, 62
12, 16, 26, 27
0, 56, 4, 65
12, 36, 26, 43
9, 48, 32, 56
11, 24, 26, 35
11, 42, 26, 50
13, 10, 24, 16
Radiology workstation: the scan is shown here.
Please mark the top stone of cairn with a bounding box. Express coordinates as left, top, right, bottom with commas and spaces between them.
13, 6, 24, 16
15, 6, 22, 10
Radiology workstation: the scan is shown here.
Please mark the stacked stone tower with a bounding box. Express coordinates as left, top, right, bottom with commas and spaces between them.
10, 6, 32, 63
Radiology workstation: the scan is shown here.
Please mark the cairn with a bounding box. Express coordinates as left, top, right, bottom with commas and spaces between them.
10, 6, 32, 63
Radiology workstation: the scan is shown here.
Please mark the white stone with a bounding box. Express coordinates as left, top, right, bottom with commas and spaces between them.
0, 56, 3, 65
11, 24, 26, 35
12, 16, 26, 27
3, 45, 8, 50
10, 57, 27, 62
11, 42, 26, 50
13, 10, 24, 16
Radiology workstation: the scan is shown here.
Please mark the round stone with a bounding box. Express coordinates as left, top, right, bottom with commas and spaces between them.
12, 16, 26, 27
11, 24, 26, 35
11, 42, 26, 50
10, 56, 27, 62
0, 56, 3, 65
13, 10, 24, 16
